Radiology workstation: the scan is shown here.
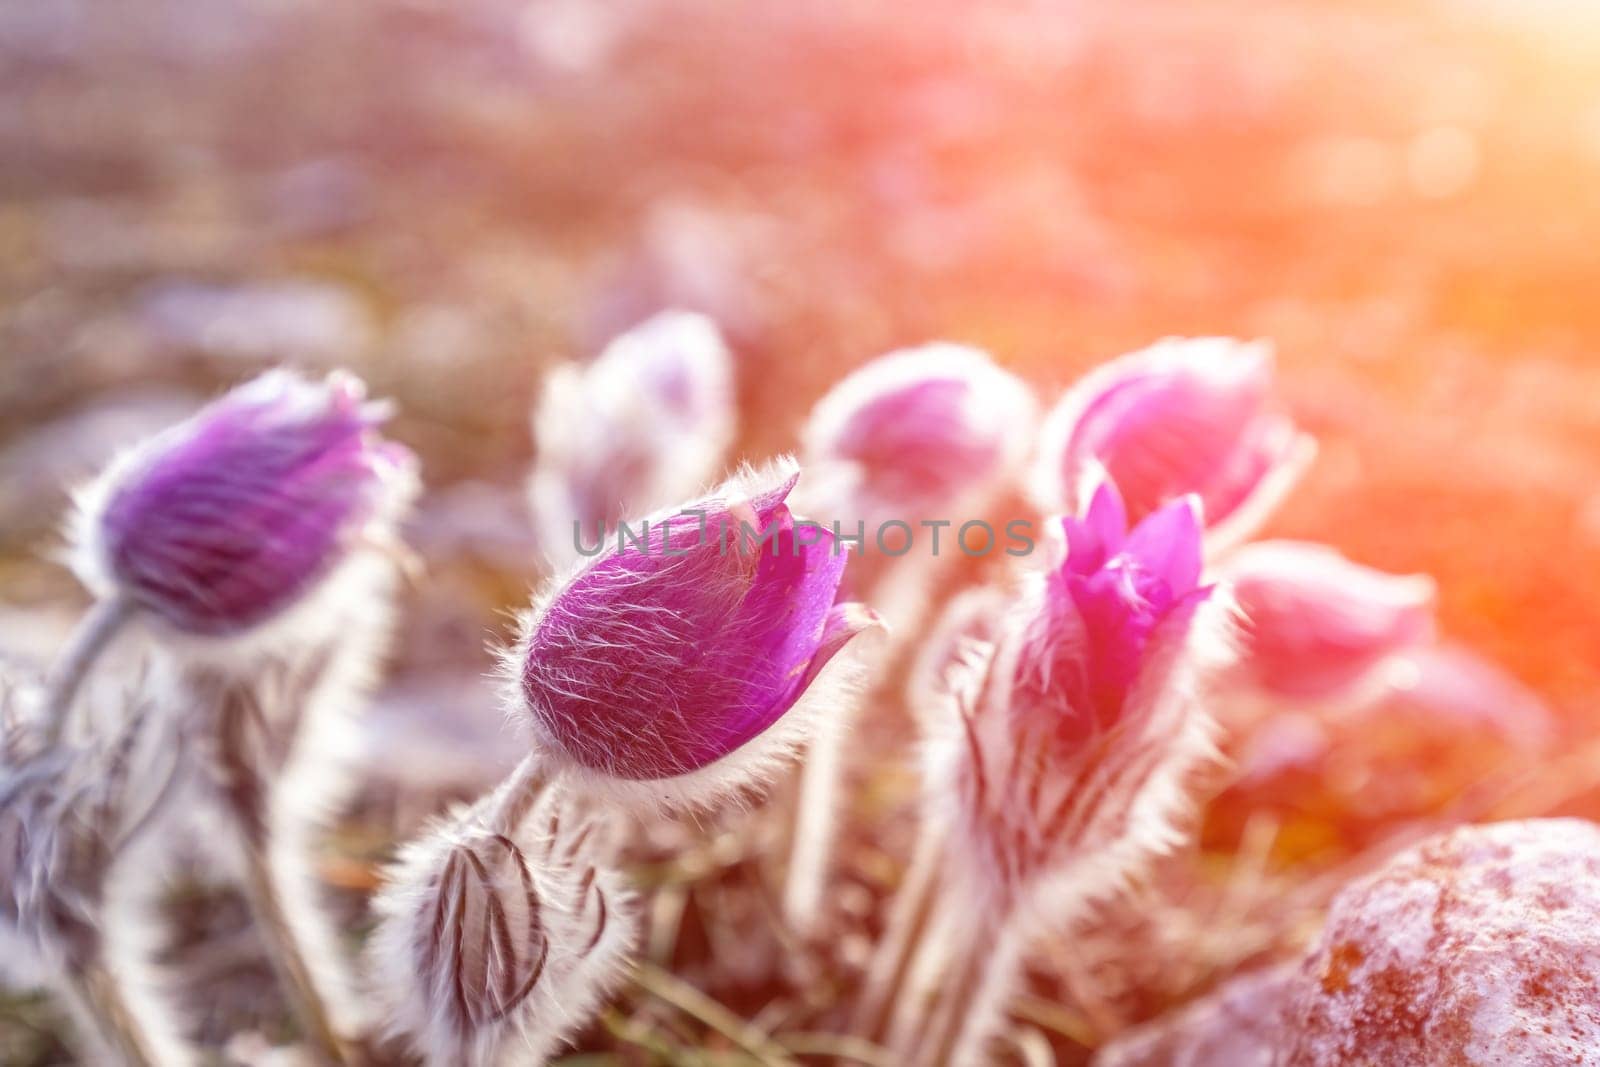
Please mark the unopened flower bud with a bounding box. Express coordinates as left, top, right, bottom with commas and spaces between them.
1221, 540, 1434, 707
799, 344, 1036, 529
71, 369, 415, 637
529, 311, 735, 567
514, 461, 879, 808
370, 772, 636, 1067
1031, 338, 1313, 553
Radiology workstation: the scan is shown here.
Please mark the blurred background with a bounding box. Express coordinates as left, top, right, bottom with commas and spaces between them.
3, 0, 1600, 1061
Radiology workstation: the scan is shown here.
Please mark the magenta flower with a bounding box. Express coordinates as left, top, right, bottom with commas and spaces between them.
529, 311, 735, 567
72, 370, 414, 636
1221, 540, 1435, 707
1031, 338, 1314, 552
515, 463, 878, 802
800, 344, 1035, 527
937, 477, 1227, 903
915, 477, 1232, 1066
1014, 480, 1212, 746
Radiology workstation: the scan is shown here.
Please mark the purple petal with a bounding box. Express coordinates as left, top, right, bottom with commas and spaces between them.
1062, 339, 1286, 528
1060, 479, 1127, 576
1123, 494, 1204, 598
100, 371, 405, 634
522, 473, 857, 780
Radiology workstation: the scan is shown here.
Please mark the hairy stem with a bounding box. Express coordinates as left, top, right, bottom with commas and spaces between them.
238, 841, 355, 1065
781, 694, 848, 936
63, 958, 159, 1067
43, 597, 134, 745
211, 676, 355, 1065
850, 824, 944, 1042
918, 910, 1020, 1067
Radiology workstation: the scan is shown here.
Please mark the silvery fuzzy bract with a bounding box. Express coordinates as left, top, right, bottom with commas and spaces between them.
368, 774, 637, 1067
934, 479, 1231, 910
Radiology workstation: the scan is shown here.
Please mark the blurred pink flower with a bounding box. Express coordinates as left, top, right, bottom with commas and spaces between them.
71, 369, 414, 636
515, 462, 878, 806
1221, 540, 1435, 707
529, 311, 735, 568
800, 343, 1036, 527
1031, 338, 1313, 553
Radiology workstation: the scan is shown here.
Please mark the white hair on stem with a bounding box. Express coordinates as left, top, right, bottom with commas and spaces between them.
904, 573, 1238, 1066
1, 665, 200, 1066
368, 761, 639, 1067
783, 344, 1037, 937
176, 548, 406, 1061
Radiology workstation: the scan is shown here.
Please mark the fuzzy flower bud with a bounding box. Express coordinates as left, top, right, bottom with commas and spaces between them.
369, 771, 637, 1067
934, 477, 1230, 910
514, 461, 879, 807
70, 369, 415, 637
529, 311, 736, 567
1220, 540, 1435, 708
799, 344, 1036, 530
1030, 338, 1314, 553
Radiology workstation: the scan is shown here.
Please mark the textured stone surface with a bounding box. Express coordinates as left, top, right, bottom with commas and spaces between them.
1285, 819, 1600, 1066
1096, 820, 1600, 1067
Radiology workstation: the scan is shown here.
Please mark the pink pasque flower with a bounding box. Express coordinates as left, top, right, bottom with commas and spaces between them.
936, 477, 1230, 905
515, 462, 878, 805
1030, 338, 1313, 553
1221, 540, 1435, 707
71, 370, 414, 636
799, 344, 1036, 528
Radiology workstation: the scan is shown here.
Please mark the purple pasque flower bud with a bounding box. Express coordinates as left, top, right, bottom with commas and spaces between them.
1030, 338, 1314, 554
70, 369, 415, 638
799, 344, 1036, 530
529, 311, 735, 568
514, 461, 880, 808
932, 476, 1231, 908
1220, 540, 1435, 708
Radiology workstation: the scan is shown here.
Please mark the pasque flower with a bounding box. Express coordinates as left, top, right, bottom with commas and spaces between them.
1220, 540, 1435, 707
1030, 338, 1313, 553
947, 477, 1226, 900
514, 461, 878, 807
369, 771, 637, 1067
799, 343, 1036, 529
914, 477, 1233, 1066
529, 310, 736, 567
72, 369, 414, 637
